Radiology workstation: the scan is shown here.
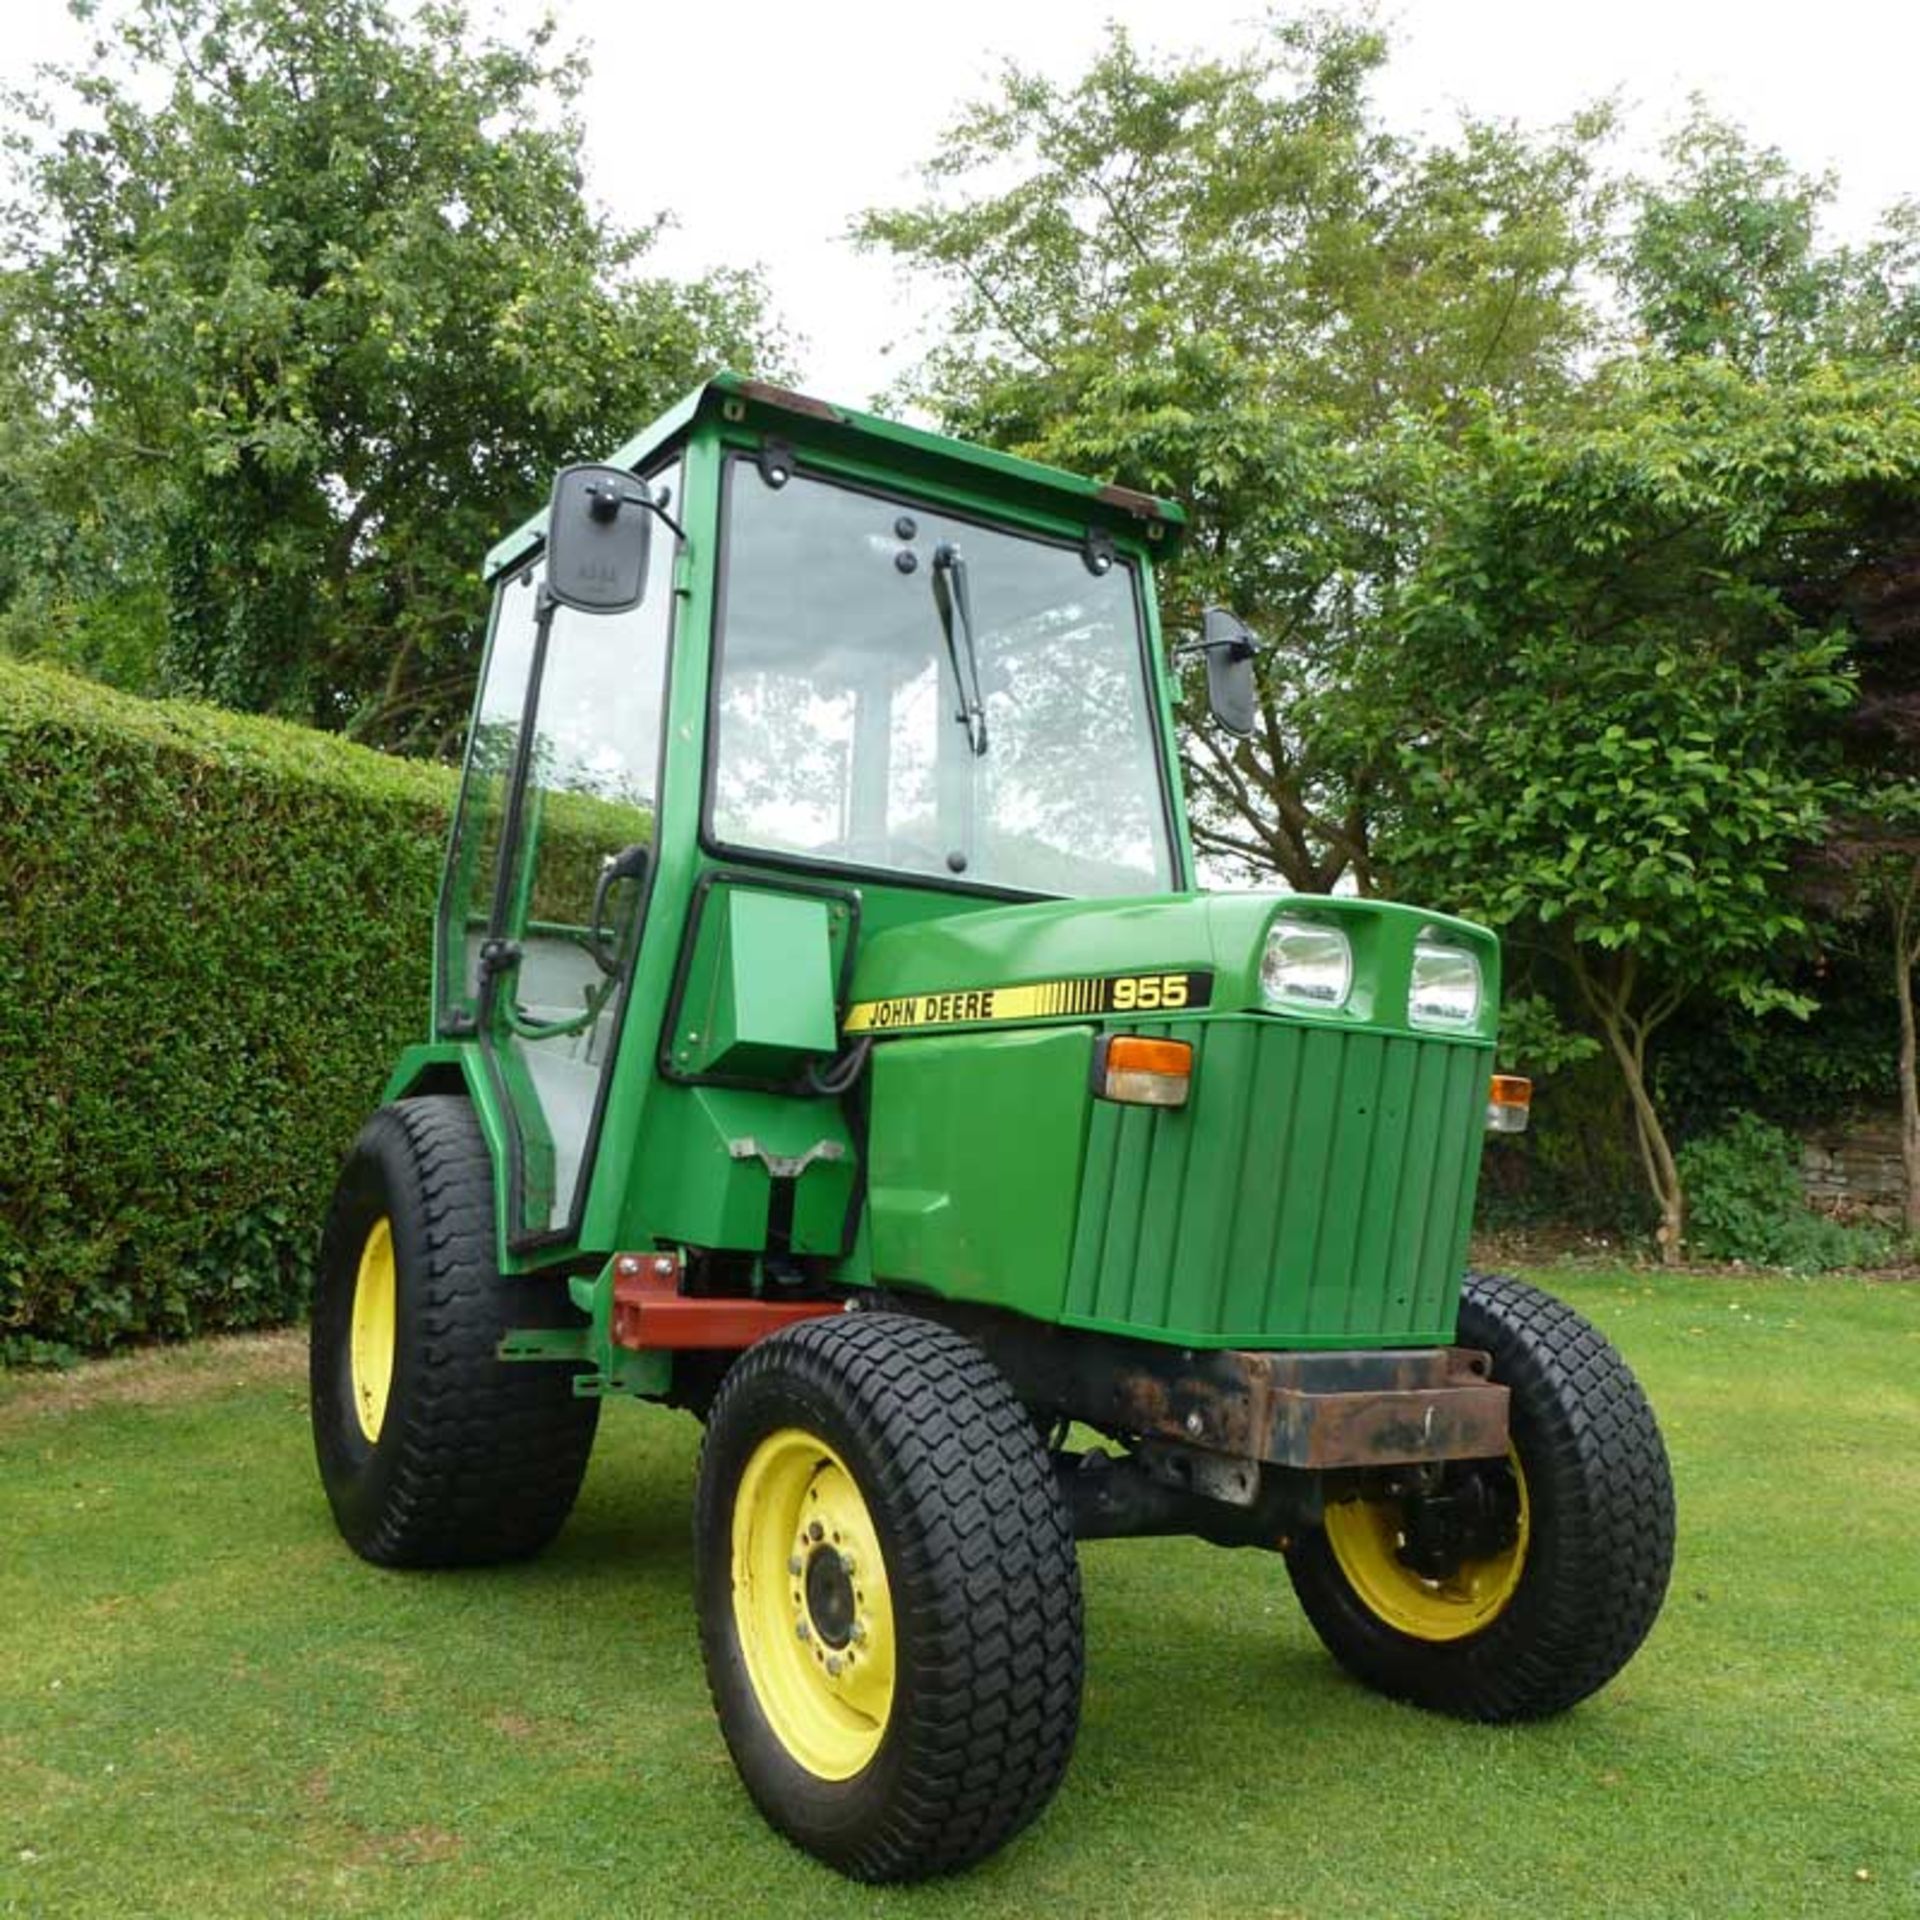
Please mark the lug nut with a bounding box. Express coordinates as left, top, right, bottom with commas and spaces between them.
796, 1622, 811, 1643
826, 1655, 842, 1677
788, 1555, 803, 1576
808, 1521, 824, 1543
850, 1622, 866, 1644
839, 1552, 855, 1574
1185, 1410, 1205, 1438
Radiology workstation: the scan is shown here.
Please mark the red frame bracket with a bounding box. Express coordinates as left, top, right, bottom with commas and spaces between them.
608, 1252, 842, 1352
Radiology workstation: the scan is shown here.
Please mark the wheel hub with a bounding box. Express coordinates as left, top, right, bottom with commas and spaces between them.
804, 1545, 857, 1648
1394, 1461, 1523, 1578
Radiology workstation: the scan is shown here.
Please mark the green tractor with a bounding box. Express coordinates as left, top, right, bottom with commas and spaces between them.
310, 374, 1675, 1882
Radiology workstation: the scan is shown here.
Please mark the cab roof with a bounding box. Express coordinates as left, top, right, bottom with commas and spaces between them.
482, 371, 1189, 582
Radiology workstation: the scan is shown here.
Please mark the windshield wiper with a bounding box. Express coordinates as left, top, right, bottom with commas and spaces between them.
931, 541, 989, 757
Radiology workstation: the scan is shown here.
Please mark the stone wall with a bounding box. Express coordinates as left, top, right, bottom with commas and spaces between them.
1802, 1111, 1907, 1219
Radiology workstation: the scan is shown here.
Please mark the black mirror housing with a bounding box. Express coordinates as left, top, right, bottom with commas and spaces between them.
1200, 606, 1259, 737
546, 464, 654, 614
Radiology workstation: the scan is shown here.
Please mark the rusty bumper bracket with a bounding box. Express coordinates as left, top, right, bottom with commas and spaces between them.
1072, 1341, 1508, 1471
883, 1296, 1509, 1472
1214, 1345, 1507, 1470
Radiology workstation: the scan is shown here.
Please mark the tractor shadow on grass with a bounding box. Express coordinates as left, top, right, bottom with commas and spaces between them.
512, 1409, 702, 1600
1070, 1535, 1436, 1794
531, 1498, 694, 1592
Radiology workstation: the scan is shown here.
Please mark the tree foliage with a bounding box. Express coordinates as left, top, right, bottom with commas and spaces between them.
1617, 107, 1920, 374
0, 0, 784, 751
1352, 360, 1920, 1254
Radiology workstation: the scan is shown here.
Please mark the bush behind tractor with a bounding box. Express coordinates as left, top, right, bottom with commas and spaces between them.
310, 375, 1676, 1882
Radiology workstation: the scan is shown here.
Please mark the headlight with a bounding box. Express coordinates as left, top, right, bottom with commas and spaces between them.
1261, 917, 1352, 1011
1409, 933, 1481, 1029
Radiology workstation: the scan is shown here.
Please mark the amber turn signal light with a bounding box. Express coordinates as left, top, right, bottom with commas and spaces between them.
1092, 1034, 1193, 1107
1487, 1074, 1532, 1134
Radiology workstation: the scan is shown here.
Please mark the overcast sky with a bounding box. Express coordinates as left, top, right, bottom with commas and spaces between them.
5, 1, 1915, 407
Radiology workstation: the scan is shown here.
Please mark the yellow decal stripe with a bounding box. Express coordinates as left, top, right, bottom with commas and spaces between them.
842, 971, 1213, 1035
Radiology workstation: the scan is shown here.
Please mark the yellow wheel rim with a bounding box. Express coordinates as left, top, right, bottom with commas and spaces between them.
1324, 1450, 1531, 1643
348, 1217, 397, 1445
730, 1428, 896, 1780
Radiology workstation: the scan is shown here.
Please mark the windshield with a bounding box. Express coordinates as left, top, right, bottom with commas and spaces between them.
710, 463, 1176, 896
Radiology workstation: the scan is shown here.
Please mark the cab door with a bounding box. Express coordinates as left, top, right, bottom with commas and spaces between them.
436, 461, 679, 1245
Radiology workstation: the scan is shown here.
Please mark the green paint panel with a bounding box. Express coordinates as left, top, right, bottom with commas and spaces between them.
1062, 1017, 1492, 1349
640, 1084, 855, 1255
672, 884, 839, 1080
867, 1025, 1092, 1319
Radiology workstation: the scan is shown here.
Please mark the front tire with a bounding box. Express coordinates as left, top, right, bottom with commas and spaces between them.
310, 1097, 599, 1567
1286, 1271, 1674, 1721
694, 1312, 1083, 1882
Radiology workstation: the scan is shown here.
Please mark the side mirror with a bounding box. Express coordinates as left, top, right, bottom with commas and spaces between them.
546, 464, 654, 614
1199, 607, 1259, 737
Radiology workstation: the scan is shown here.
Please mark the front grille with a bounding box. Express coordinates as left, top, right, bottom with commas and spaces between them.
1061, 1016, 1489, 1349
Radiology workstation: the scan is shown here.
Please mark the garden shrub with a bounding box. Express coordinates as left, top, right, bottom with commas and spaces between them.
1677, 1111, 1891, 1272
1, 659, 457, 1351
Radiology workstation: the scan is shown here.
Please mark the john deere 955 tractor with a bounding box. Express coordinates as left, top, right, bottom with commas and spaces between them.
311, 374, 1675, 1882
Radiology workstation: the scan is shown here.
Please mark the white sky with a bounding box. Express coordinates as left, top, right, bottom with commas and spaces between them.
4, 1, 1916, 407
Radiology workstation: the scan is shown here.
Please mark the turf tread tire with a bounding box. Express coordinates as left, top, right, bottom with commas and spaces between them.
694, 1312, 1083, 1882
1286, 1270, 1675, 1721
311, 1097, 598, 1568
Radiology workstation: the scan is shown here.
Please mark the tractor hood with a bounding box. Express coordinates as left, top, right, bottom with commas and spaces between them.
842, 892, 1500, 1045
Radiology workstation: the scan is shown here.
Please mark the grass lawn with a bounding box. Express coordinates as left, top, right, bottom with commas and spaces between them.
2, 1267, 1916, 1919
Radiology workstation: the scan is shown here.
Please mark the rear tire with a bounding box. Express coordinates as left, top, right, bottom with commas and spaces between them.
1285, 1271, 1674, 1721
694, 1312, 1083, 1882
310, 1097, 599, 1567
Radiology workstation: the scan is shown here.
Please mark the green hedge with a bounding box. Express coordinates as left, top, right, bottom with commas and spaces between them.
1, 660, 456, 1355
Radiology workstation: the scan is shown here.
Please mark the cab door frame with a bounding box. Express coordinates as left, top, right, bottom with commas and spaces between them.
433, 448, 689, 1258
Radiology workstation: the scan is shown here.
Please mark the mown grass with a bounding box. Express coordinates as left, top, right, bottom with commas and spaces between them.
2, 1268, 1916, 1919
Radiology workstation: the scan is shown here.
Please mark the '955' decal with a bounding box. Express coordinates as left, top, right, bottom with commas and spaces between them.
843, 970, 1213, 1034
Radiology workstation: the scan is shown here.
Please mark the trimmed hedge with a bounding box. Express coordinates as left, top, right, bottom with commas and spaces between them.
2, 659, 456, 1354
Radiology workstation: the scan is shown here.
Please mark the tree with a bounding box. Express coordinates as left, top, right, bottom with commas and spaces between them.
1618, 106, 1920, 376
0, 0, 784, 751
1617, 112, 1920, 1240
1355, 360, 1920, 1258
855, 17, 1615, 892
